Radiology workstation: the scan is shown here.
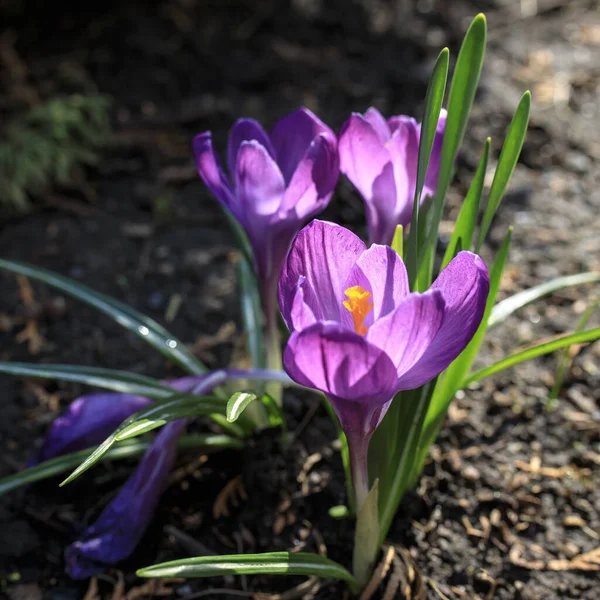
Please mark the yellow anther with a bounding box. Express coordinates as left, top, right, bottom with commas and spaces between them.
343, 286, 374, 336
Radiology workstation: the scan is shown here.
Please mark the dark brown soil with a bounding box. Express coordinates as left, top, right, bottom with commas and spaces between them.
1, 1, 599, 598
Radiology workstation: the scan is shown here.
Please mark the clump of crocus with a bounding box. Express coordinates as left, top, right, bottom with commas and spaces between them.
193, 108, 339, 373
278, 220, 489, 511
339, 108, 446, 245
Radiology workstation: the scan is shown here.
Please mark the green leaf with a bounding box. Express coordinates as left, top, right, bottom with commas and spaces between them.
548, 298, 599, 406
465, 328, 600, 386
419, 13, 487, 288
375, 382, 435, 547
406, 47, 449, 288
476, 91, 530, 250
0, 434, 242, 497
0, 259, 207, 375
260, 393, 285, 429
61, 393, 237, 486
410, 227, 513, 487
321, 395, 354, 515
441, 138, 491, 269
136, 552, 360, 592
0, 362, 175, 398
239, 255, 266, 370
391, 225, 403, 258
226, 392, 258, 423
489, 271, 600, 328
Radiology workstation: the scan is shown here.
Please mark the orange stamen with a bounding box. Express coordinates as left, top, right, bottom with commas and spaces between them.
343, 286, 374, 335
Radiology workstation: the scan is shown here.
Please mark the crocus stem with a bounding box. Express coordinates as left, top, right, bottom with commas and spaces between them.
347, 430, 380, 587
261, 277, 283, 406
346, 431, 372, 513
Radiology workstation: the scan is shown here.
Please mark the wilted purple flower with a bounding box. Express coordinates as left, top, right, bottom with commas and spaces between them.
339, 107, 447, 245
278, 220, 488, 506
193, 108, 339, 317
34, 375, 212, 578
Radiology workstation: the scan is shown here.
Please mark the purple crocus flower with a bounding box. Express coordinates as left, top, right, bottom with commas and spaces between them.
339, 107, 447, 246
34, 375, 212, 579
193, 108, 339, 322
278, 220, 488, 507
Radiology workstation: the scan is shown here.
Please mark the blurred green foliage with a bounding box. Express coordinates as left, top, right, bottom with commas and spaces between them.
0, 94, 111, 212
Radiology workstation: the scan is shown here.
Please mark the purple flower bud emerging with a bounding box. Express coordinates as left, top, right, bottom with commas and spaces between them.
278, 220, 488, 507
339, 107, 447, 245
193, 108, 339, 305
34, 375, 214, 579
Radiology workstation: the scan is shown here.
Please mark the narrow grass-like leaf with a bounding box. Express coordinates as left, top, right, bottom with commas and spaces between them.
226, 392, 258, 423
411, 227, 513, 484
0, 362, 175, 398
60, 393, 235, 486
391, 225, 403, 258
376, 382, 436, 546
406, 48, 449, 287
441, 138, 491, 269
136, 552, 360, 592
260, 394, 285, 428
321, 395, 354, 515
239, 256, 265, 369
465, 328, 600, 386
489, 272, 600, 328
0, 259, 207, 375
548, 299, 599, 406
476, 91, 530, 250
419, 14, 487, 287
0, 434, 242, 496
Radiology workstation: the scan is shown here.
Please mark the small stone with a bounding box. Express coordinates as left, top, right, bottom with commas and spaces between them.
463, 465, 481, 482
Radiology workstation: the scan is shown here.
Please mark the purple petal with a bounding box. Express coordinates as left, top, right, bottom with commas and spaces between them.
288, 276, 317, 330
192, 132, 236, 213
363, 107, 391, 143
235, 140, 286, 219
367, 290, 445, 377
227, 118, 274, 177
338, 114, 398, 245
338, 113, 391, 202
423, 108, 447, 199
341, 244, 410, 331
278, 220, 366, 330
397, 251, 489, 389
65, 419, 186, 579
270, 107, 335, 185
283, 322, 398, 413
280, 131, 339, 221
34, 394, 151, 464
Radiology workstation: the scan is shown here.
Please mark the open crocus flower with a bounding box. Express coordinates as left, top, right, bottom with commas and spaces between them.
278, 220, 488, 507
339, 107, 446, 246
193, 108, 339, 316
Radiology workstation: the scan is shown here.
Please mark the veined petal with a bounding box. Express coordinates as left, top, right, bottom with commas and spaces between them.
278, 220, 366, 328
288, 276, 318, 330
341, 244, 410, 331
270, 108, 334, 185
65, 419, 186, 579
34, 394, 151, 464
397, 251, 489, 389
367, 290, 445, 377
338, 113, 392, 204
227, 118, 274, 177
192, 132, 236, 213
283, 322, 398, 406
235, 140, 286, 218
280, 131, 339, 221
363, 107, 391, 143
